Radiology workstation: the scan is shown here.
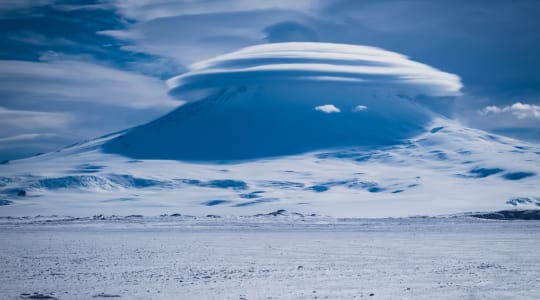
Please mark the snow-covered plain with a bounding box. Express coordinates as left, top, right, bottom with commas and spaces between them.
1, 215, 539, 299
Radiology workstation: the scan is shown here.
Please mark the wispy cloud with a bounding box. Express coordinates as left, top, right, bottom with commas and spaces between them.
315, 104, 341, 113
0, 59, 180, 160
0, 106, 71, 130
7, 31, 77, 46
0, 133, 56, 144
353, 105, 368, 112
0, 59, 179, 109
0, 106, 70, 158
99, 10, 313, 65
111, 0, 316, 22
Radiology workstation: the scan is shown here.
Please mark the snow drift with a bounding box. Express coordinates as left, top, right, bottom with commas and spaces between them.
103, 42, 462, 161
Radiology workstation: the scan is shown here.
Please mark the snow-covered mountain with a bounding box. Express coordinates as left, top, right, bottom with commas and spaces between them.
0, 43, 538, 217
104, 42, 460, 161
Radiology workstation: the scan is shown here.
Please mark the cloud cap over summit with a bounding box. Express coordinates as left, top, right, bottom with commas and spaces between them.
167, 42, 462, 102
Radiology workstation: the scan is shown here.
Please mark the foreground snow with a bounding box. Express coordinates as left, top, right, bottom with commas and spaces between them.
1, 215, 539, 299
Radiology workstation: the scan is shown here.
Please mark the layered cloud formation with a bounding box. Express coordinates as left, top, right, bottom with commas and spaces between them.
167, 42, 462, 102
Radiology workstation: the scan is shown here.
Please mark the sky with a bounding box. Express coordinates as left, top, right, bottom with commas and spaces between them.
0, 0, 539, 161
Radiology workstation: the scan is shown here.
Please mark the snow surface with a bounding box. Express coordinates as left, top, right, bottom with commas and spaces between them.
1, 216, 539, 299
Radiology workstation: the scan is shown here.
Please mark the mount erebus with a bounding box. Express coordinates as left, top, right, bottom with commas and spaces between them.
0, 43, 538, 217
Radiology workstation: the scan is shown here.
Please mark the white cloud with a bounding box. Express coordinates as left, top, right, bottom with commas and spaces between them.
99, 9, 313, 65
0, 60, 179, 109
111, 0, 317, 22
167, 42, 462, 101
0, 106, 71, 131
315, 104, 340, 114
353, 105, 368, 112
481, 102, 540, 120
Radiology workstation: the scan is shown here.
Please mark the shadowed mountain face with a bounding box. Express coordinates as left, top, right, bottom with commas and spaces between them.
102, 82, 432, 161
103, 42, 460, 161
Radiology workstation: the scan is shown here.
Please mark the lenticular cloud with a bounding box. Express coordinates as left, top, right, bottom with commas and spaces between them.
104, 42, 463, 161
167, 42, 462, 102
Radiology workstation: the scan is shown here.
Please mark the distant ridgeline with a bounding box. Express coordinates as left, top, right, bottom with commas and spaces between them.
103, 42, 462, 161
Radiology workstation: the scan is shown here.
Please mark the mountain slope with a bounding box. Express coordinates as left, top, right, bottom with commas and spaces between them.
0, 117, 538, 217
103, 85, 432, 161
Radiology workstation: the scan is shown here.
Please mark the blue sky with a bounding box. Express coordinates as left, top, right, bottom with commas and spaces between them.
0, 0, 539, 160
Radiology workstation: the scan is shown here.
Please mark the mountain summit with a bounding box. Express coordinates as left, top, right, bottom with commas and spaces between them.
103, 42, 461, 161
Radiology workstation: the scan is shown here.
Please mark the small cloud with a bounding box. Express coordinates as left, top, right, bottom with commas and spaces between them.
353, 105, 368, 112
315, 104, 340, 114
480, 102, 540, 119
97, 29, 141, 40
